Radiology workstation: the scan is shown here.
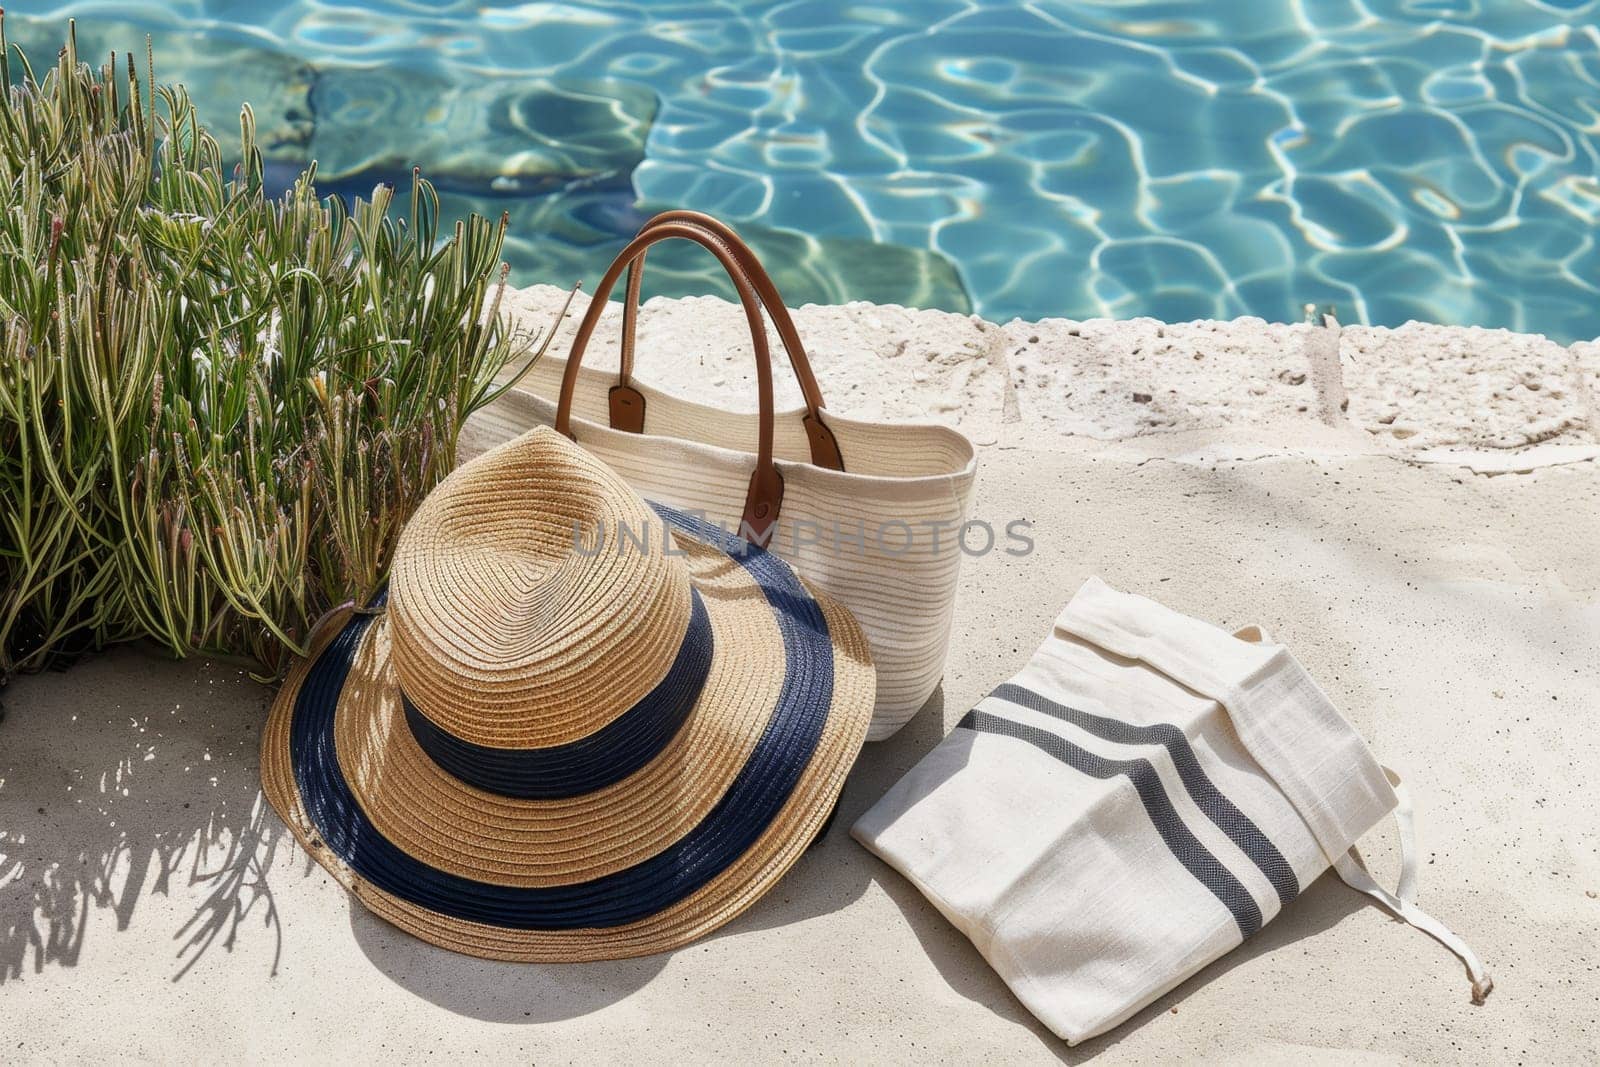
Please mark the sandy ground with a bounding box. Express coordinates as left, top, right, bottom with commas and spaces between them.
2, 290, 1598, 1063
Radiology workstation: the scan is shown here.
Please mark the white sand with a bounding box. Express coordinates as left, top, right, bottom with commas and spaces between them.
1, 289, 1596, 1062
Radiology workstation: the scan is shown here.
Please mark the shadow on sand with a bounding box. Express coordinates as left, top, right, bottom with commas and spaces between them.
345, 689, 955, 1022
0, 645, 1375, 1053
0, 646, 285, 984
867, 847, 1369, 1062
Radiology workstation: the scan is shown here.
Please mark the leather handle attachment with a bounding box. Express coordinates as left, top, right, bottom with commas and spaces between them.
615, 210, 844, 472
555, 220, 786, 541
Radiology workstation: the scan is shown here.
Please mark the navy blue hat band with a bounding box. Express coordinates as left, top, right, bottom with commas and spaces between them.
400, 589, 715, 800
285, 503, 837, 930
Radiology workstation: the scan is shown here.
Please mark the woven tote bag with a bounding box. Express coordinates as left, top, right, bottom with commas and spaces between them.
464, 212, 977, 740
853, 577, 1491, 1044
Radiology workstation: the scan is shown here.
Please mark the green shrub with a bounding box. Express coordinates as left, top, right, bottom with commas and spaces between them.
0, 21, 547, 691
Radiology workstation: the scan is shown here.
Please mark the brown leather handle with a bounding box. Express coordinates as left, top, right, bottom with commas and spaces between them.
555, 220, 785, 540
615, 210, 844, 472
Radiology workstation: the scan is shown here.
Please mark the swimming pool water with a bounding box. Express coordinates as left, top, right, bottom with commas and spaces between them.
9, 2, 1600, 339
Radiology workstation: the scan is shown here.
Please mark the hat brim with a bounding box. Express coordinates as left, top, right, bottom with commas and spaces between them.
261, 505, 874, 961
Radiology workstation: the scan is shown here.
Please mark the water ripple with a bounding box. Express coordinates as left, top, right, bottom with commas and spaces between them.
8, 0, 1600, 338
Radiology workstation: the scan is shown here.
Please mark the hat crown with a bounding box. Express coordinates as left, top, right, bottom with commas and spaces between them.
388, 429, 693, 751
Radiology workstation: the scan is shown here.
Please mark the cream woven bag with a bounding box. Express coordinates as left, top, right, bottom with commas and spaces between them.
464, 213, 977, 740
853, 577, 1491, 1044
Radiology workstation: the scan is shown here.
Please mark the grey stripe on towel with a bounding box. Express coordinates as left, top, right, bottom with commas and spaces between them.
989, 682, 1300, 909
958, 710, 1264, 938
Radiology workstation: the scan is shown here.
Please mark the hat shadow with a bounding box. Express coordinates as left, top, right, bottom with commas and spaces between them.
347, 905, 668, 1023
337, 628, 679, 1025
698, 686, 948, 943
348, 688, 954, 1022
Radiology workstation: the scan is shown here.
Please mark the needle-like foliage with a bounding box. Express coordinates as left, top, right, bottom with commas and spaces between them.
0, 22, 548, 690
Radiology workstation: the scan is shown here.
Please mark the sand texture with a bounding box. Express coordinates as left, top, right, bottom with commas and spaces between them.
1, 288, 1596, 1062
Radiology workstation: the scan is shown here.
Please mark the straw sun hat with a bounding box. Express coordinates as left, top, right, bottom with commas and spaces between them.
261, 427, 875, 960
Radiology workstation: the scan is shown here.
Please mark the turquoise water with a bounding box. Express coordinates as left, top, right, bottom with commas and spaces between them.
9, 2, 1600, 339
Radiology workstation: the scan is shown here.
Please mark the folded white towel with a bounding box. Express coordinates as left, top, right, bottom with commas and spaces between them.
853, 577, 1490, 1045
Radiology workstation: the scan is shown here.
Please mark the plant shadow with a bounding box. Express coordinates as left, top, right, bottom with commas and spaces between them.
0, 645, 284, 984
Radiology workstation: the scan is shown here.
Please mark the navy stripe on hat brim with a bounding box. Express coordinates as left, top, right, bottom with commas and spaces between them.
285, 503, 838, 930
